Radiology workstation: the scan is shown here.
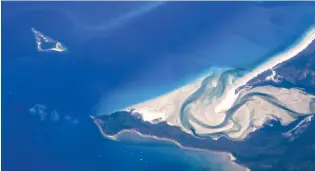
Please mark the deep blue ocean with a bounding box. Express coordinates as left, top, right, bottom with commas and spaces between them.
2, 2, 315, 171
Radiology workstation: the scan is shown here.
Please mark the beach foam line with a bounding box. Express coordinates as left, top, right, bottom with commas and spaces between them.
215, 26, 315, 113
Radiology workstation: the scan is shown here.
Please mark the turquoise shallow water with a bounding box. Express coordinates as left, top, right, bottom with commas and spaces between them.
93, 3, 315, 114
2, 2, 315, 171
116, 131, 245, 171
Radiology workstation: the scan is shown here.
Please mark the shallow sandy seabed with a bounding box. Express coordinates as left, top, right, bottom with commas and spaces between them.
126, 27, 315, 140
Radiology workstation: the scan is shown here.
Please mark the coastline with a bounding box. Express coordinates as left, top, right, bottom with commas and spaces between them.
90, 115, 250, 171
215, 26, 315, 113
109, 26, 315, 141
